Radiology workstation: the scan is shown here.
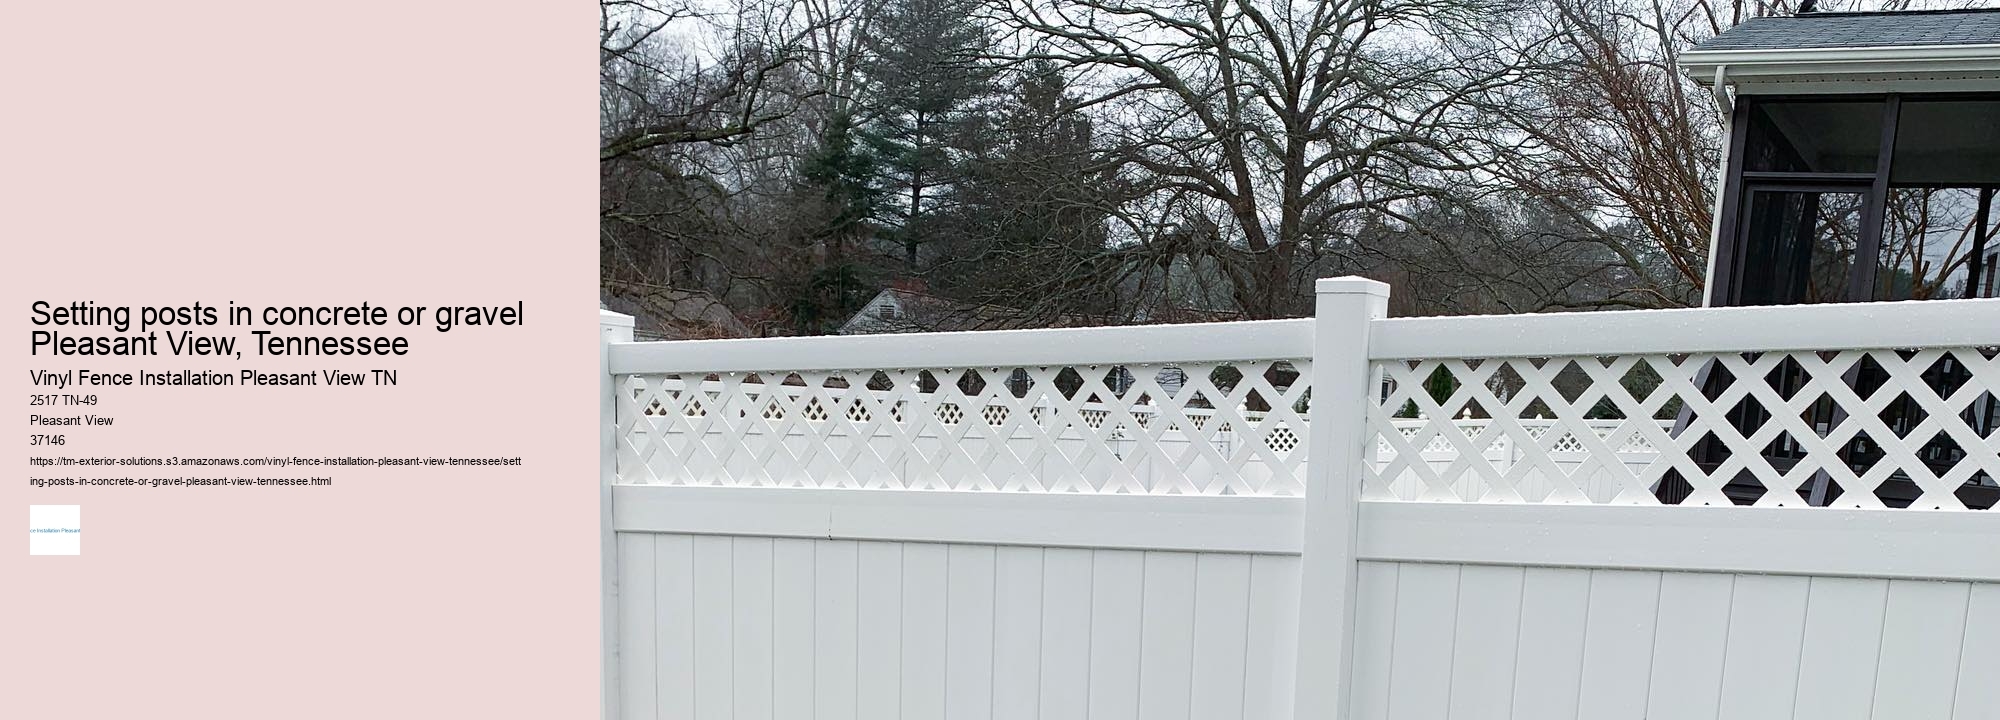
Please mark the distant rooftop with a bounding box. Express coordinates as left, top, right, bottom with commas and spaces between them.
1691, 8, 2000, 52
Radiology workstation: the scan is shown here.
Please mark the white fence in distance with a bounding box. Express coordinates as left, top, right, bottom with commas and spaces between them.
599, 279, 2000, 720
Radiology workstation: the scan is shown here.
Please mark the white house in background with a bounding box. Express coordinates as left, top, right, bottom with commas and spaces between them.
838, 286, 1099, 335
840, 278, 1241, 336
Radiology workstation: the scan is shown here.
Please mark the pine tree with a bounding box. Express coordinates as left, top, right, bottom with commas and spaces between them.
859, 0, 994, 270
785, 110, 883, 334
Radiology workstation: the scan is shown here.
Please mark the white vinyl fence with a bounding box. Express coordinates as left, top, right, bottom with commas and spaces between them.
598, 278, 2000, 720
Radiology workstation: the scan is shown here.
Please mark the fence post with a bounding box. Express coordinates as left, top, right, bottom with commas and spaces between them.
600, 309, 634, 720
1294, 276, 1389, 720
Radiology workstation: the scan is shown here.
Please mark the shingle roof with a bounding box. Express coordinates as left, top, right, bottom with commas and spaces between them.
1690, 8, 2000, 52
843, 288, 1102, 335
601, 281, 749, 340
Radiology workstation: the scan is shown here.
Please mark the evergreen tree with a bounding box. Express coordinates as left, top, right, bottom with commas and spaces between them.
859, 0, 994, 270
785, 110, 883, 334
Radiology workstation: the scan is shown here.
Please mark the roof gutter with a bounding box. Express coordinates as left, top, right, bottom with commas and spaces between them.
1709, 65, 1733, 115
1680, 42, 2000, 83
1699, 63, 1730, 308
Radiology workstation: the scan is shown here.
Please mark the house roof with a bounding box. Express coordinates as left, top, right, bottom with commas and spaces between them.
1679, 9, 2000, 91
600, 281, 748, 340
1691, 9, 2000, 52
841, 287, 1102, 335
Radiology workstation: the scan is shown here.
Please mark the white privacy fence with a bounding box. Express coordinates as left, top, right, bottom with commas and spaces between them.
599, 278, 2000, 720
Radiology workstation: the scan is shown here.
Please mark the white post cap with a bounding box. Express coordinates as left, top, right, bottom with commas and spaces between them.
1315, 275, 1390, 297
599, 309, 636, 327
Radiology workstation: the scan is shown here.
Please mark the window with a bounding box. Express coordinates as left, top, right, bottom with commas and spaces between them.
1876, 188, 1987, 300
1882, 98, 2000, 302
1742, 100, 1884, 174
1890, 99, 2000, 185
1719, 94, 1999, 306
1735, 187, 1864, 305
1987, 251, 2000, 298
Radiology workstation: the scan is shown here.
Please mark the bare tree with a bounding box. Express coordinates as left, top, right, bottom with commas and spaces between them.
1481, 0, 1979, 309
1475, 0, 1719, 307
599, 0, 862, 335
987, 0, 1542, 317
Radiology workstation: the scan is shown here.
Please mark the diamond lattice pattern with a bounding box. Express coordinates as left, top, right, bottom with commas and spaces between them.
1366, 349, 2000, 509
617, 361, 1311, 495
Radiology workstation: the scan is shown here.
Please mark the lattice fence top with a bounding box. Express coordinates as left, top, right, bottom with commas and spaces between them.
1366, 348, 2000, 510
616, 360, 1311, 495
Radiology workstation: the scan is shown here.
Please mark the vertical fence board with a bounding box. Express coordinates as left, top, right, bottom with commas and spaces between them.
1243, 555, 1301, 720
1190, 553, 1253, 720
944, 544, 997, 720
1087, 550, 1145, 720
1385, 563, 1460, 720
1039, 548, 1095, 720
857, 542, 904, 720
813, 540, 860, 720
1643, 572, 1733, 720
1575, 570, 1663, 720
619, 534, 658, 720
772, 539, 816, 720
1872, 580, 1970, 719
992, 546, 1045, 720
657, 535, 696, 720
692, 536, 736, 720
1716, 574, 1809, 720
1138, 551, 1199, 720
1953, 583, 2000, 720
1793, 577, 1889, 720
1510, 567, 1591, 720
1446, 564, 1525, 720
900, 544, 949, 720
1349, 561, 1400, 720
733, 538, 776, 720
